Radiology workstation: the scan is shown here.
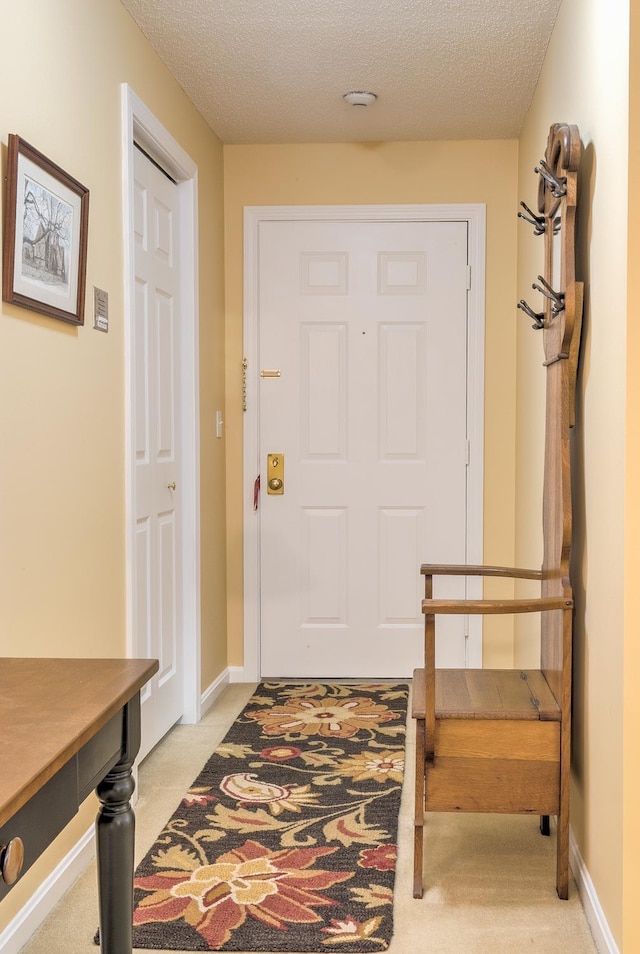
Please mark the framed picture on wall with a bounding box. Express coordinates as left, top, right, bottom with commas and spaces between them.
2, 134, 89, 326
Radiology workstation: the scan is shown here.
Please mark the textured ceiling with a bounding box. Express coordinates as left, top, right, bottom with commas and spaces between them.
120, 0, 562, 144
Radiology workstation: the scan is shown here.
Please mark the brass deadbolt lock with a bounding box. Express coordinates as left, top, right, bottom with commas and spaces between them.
267, 454, 284, 494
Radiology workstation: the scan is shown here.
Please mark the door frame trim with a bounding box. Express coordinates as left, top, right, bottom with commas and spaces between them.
243, 204, 486, 680
121, 84, 202, 727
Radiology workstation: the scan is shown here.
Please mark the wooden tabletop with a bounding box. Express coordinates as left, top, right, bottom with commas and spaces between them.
0, 658, 158, 827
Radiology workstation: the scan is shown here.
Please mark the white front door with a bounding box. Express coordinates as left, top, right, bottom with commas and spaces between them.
257, 218, 471, 678
133, 145, 183, 757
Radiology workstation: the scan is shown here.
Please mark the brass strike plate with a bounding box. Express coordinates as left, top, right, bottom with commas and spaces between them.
267, 454, 284, 494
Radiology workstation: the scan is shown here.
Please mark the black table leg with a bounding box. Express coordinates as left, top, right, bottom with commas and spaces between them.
95, 698, 141, 954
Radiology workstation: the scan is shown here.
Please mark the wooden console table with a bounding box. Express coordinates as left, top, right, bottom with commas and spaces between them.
0, 657, 158, 954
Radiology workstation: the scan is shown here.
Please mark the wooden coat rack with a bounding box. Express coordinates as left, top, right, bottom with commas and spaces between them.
412, 122, 583, 900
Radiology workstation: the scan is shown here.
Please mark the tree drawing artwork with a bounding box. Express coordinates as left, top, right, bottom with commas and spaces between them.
21, 175, 72, 291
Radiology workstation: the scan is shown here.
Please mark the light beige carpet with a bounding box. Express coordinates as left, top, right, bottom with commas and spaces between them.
21, 683, 598, 954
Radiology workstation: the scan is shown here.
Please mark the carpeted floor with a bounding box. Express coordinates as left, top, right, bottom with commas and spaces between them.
20, 682, 599, 954
129, 682, 408, 952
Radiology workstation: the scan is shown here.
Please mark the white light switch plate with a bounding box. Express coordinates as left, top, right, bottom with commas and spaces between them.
93, 287, 109, 333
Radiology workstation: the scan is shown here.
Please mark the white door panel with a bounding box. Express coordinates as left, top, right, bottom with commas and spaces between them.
259, 220, 470, 678
133, 147, 183, 757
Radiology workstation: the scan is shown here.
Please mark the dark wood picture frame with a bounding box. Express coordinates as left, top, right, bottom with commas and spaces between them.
2, 135, 89, 325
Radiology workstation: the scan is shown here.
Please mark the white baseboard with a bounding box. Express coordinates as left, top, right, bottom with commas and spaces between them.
199, 666, 247, 716
199, 667, 231, 716
227, 666, 247, 683
0, 824, 95, 954
570, 827, 619, 954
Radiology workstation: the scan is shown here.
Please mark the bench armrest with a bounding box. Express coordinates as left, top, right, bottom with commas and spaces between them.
421, 596, 573, 615
420, 564, 542, 580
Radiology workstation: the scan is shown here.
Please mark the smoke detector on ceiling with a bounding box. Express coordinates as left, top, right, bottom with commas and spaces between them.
343, 91, 377, 107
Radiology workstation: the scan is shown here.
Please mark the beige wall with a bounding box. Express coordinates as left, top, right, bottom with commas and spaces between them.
517, 0, 630, 945
0, 0, 226, 931
624, 2, 640, 949
223, 139, 520, 670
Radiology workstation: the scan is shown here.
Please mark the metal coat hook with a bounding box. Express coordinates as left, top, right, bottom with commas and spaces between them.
535, 159, 567, 198
518, 299, 545, 330
517, 201, 545, 236
532, 275, 565, 315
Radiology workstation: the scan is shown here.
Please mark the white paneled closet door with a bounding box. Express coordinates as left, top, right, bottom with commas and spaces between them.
133, 145, 183, 757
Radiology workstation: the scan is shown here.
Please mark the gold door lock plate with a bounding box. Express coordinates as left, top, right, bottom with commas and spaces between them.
267, 454, 284, 494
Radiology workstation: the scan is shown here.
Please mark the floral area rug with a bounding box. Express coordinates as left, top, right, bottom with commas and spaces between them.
131, 682, 408, 952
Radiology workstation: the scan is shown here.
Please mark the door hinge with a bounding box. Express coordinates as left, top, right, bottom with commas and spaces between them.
466, 265, 472, 290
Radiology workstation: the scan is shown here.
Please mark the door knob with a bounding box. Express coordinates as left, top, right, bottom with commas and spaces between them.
1, 837, 24, 885
267, 453, 284, 494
